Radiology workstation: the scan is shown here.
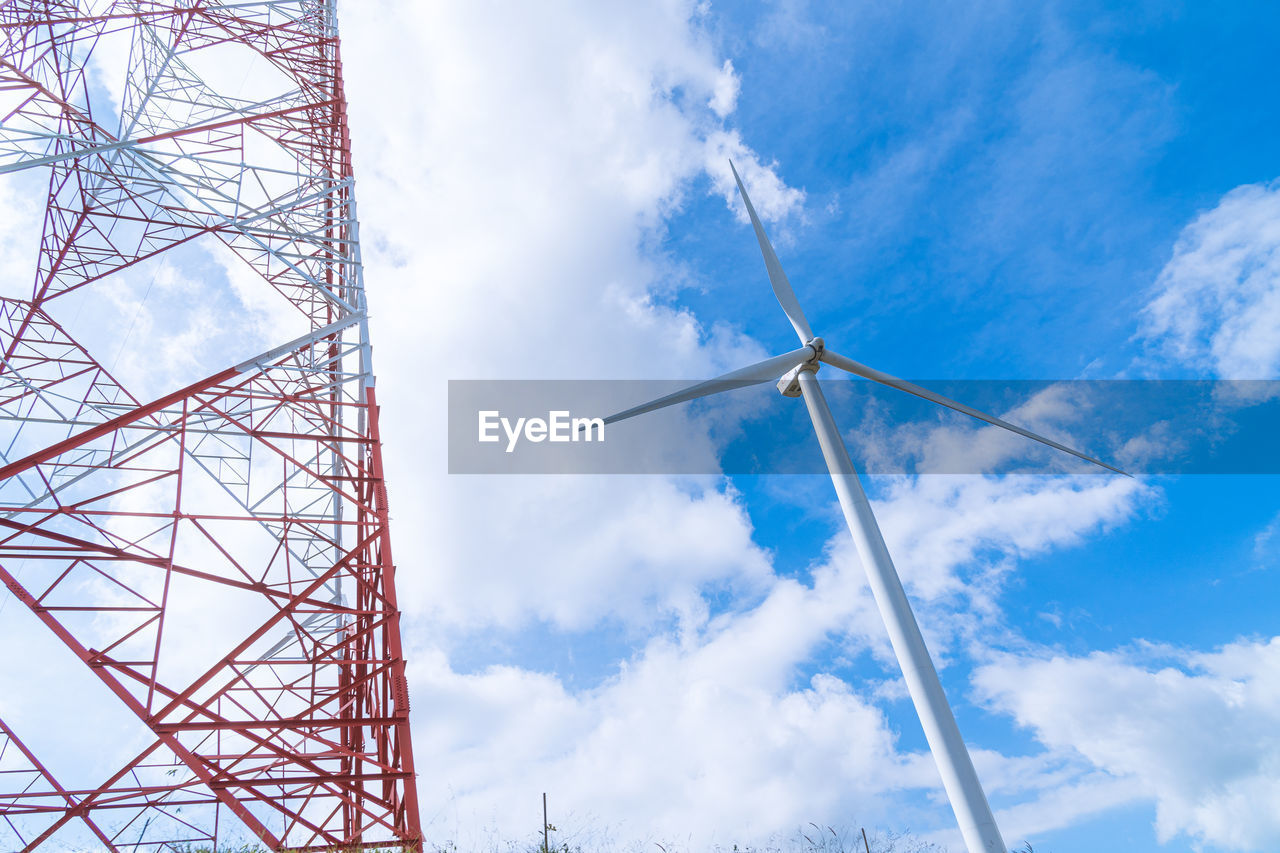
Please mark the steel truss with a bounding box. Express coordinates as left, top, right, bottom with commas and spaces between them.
0, 1, 421, 849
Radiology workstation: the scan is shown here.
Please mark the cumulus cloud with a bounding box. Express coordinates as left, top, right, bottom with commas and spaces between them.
764, 470, 1154, 695
405, 439, 1155, 847
0, 1, 1195, 849
704, 129, 806, 224
396, 456, 1154, 846
338, 0, 809, 642
871, 474, 1148, 618
409, 632, 936, 850
332, 5, 870, 842
834, 382, 1155, 640
975, 638, 1280, 851
413, 476, 773, 634
1139, 180, 1280, 378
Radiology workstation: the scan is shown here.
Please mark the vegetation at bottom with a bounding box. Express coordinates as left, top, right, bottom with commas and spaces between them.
171, 827, 1049, 853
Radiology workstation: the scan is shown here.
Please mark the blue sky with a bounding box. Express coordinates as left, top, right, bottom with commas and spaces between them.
340, 2, 1280, 850
355, 1, 1280, 851
2, 1, 1279, 852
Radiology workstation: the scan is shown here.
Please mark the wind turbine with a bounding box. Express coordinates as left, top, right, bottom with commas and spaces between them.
600, 161, 1126, 853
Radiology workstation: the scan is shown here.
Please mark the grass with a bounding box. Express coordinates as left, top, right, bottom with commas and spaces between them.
167, 825, 1048, 853
414, 822, 975, 853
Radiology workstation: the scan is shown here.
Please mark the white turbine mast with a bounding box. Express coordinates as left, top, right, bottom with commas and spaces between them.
601, 161, 1128, 853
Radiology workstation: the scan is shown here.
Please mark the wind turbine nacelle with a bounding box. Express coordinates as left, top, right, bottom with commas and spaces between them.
777, 364, 808, 397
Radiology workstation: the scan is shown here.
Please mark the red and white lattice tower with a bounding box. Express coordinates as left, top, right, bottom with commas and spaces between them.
0, 1, 422, 849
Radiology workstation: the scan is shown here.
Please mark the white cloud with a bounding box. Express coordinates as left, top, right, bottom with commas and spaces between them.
975, 638, 1280, 851
871, 474, 1148, 630
0, 2, 1198, 850
976, 771, 1146, 848
411, 476, 773, 635
398, 455, 1154, 847
792, 470, 1152, 680
342, 1, 802, 385
409, 633, 936, 850
704, 129, 806, 225
0, 172, 43, 299
1139, 180, 1280, 378
338, 0, 809, 640
709, 59, 740, 118
832, 383, 1155, 640
1254, 511, 1280, 567
754, 0, 828, 50
333, 6, 883, 842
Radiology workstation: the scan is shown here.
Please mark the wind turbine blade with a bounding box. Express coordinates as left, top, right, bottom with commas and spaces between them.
598, 346, 815, 427
818, 349, 1130, 476
729, 160, 814, 345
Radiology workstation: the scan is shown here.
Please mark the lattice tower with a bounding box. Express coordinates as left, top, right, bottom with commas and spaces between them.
0, 1, 421, 849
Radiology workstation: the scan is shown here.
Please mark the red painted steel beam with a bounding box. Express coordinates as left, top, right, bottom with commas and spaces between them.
0, 719, 120, 850
0, 366, 238, 482
0, 3, 421, 849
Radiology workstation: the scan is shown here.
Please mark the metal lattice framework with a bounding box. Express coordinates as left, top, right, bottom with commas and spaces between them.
0, 1, 421, 849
